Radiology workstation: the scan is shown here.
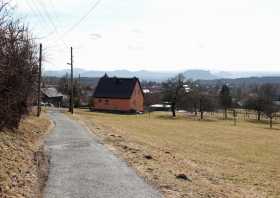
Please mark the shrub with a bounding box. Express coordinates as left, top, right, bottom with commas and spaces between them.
0, 2, 39, 130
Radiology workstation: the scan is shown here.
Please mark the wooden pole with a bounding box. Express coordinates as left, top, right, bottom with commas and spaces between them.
37, 43, 42, 117
66, 72, 70, 112
233, 109, 237, 126
78, 74, 81, 109
70, 47, 74, 114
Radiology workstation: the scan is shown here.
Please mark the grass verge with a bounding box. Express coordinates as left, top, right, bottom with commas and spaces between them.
0, 113, 52, 198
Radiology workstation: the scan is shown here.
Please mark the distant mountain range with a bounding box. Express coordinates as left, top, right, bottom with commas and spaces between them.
44, 69, 280, 81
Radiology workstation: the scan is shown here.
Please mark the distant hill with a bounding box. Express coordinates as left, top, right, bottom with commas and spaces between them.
213, 71, 280, 79
44, 69, 176, 81
44, 68, 280, 81
183, 70, 218, 80
199, 76, 280, 87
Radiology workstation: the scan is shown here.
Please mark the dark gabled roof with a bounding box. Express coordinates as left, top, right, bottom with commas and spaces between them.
41, 87, 64, 98
93, 75, 141, 99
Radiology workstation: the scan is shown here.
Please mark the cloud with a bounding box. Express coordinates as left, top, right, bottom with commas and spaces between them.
128, 44, 144, 51
89, 33, 102, 40
131, 28, 143, 34
11, 0, 280, 71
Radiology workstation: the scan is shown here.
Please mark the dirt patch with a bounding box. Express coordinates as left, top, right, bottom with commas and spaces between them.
0, 114, 52, 198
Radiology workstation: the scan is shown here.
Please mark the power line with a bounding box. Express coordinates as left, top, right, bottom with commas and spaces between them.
25, 0, 68, 50
47, 0, 65, 38
23, 0, 103, 70
25, 0, 102, 47
63, 0, 102, 36
48, 0, 62, 25
21, 0, 71, 70
24, 0, 68, 55
34, 30, 56, 40
35, 0, 58, 31
24, 0, 52, 31
24, 2, 55, 46
34, 0, 69, 48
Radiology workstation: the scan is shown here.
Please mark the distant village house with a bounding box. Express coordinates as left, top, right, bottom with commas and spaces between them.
41, 87, 65, 107
92, 74, 144, 113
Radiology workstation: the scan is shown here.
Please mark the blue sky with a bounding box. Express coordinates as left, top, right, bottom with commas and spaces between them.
11, 0, 280, 72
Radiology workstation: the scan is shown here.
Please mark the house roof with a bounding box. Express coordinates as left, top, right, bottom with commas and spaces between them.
93, 75, 141, 99
41, 87, 64, 98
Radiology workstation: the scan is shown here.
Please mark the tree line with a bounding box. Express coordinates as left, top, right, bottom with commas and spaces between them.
45, 74, 95, 108
145, 74, 280, 128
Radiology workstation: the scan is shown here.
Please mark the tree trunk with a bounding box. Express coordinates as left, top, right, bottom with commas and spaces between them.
172, 109, 176, 117
224, 108, 227, 119
233, 110, 237, 126
200, 111, 203, 120
270, 117, 273, 129
194, 104, 197, 116
257, 112, 261, 121
171, 102, 176, 117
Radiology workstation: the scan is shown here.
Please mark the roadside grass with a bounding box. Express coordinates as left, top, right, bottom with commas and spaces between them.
0, 114, 51, 198
71, 110, 280, 198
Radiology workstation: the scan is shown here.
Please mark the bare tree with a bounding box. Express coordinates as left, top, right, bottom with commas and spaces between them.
185, 81, 201, 116
161, 74, 185, 117
0, 1, 39, 130
263, 102, 278, 129
144, 92, 161, 108
198, 94, 216, 120
244, 97, 265, 121
219, 85, 232, 119
259, 84, 279, 128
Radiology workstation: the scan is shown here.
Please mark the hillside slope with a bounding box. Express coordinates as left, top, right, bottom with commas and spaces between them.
0, 114, 51, 198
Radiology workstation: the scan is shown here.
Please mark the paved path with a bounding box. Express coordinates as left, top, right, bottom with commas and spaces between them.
44, 111, 161, 198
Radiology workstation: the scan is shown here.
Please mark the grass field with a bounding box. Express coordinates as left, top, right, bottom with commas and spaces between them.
72, 110, 280, 198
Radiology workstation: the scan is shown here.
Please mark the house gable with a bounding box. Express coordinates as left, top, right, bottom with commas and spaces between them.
92, 75, 144, 112
94, 76, 139, 99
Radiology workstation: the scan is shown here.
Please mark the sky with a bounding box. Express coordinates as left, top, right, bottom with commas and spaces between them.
10, 0, 280, 72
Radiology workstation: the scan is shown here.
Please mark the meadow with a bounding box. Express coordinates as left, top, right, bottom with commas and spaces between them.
72, 110, 280, 198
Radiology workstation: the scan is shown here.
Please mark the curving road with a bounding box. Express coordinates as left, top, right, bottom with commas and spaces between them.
43, 110, 162, 198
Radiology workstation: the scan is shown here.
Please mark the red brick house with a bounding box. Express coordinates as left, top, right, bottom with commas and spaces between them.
92, 75, 144, 113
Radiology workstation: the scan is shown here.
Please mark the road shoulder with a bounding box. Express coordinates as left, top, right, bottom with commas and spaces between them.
0, 114, 53, 198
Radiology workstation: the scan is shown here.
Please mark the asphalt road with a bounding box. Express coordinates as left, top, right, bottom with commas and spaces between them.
43, 110, 162, 198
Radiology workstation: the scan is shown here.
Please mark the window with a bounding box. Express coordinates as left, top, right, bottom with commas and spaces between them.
105, 99, 109, 105
98, 99, 102, 103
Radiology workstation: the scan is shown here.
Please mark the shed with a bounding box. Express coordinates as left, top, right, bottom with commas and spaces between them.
41, 87, 64, 107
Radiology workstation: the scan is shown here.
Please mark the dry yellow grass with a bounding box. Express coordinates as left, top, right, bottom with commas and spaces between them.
0, 114, 51, 198
71, 110, 280, 198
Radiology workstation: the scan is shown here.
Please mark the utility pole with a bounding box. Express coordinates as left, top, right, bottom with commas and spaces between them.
70, 47, 74, 114
68, 72, 70, 112
78, 74, 81, 109
37, 43, 42, 117
65, 72, 69, 110
66, 72, 69, 92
